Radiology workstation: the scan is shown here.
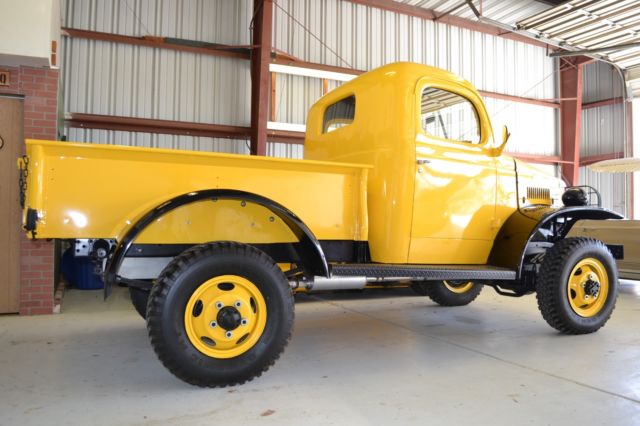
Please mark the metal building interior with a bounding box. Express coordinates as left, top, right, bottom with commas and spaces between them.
1, 0, 640, 424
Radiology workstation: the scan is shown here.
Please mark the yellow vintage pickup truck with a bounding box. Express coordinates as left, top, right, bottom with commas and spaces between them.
19, 62, 624, 387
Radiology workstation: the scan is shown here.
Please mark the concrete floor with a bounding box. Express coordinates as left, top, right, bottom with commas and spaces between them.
1, 283, 640, 425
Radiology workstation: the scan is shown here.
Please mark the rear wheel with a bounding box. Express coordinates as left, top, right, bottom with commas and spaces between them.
129, 286, 149, 319
147, 242, 294, 387
411, 280, 482, 306
536, 237, 618, 334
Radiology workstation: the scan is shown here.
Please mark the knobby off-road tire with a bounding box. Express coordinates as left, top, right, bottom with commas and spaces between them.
146, 242, 294, 387
409, 282, 431, 296
129, 287, 150, 319
536, 237, 618, 334
411, 281, 483, 306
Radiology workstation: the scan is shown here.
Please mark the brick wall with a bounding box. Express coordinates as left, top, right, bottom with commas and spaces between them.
1, 66, 58, 315
20, 238, 55, 315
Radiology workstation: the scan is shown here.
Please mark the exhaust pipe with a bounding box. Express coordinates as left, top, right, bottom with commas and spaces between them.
290, 276, 414, 292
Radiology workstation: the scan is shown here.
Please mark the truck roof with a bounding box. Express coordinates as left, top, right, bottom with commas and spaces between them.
335, 62, 478, 97
305, 61, 488, 151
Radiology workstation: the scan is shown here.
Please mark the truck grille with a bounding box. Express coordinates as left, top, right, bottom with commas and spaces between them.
526, 187, 551, 206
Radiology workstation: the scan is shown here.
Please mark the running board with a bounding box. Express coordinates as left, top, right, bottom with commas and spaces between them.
330, 264, 517, 281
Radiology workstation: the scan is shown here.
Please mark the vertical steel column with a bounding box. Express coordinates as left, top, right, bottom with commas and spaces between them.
559, 58, 589, 185
626, 100, 634, 218
250, 0, 273, 156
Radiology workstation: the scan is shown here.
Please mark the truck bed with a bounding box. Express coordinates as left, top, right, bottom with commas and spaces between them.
22, 140, 370, 244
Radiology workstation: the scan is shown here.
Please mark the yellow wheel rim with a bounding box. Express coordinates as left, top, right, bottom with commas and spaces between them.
567, 258, 609, 318
443, 280, 474, 294
184, 275, 267, 359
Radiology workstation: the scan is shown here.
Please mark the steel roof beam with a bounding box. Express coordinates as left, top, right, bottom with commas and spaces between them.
344, 0, 550, 49
547, 3, 640, 39
550, 41, 640, 57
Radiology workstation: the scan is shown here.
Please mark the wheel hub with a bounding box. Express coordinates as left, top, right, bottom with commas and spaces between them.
217, 306, 242, 331
183, 275, 267, 359
583, 279, 600, 297
567, 258, 609, 318
443, 280, 474, 294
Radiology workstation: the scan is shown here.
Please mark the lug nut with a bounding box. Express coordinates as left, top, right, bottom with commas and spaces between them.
241, 318, 248, 326
235, 301, 242, 308
209, 321, 217, 328
225, 331, 233, 338
215, 302, 223, 309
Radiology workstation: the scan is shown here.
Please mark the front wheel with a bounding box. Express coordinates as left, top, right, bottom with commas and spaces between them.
147, 242, 294, 387
411, 280, 483, 306
536, 237, 618, 334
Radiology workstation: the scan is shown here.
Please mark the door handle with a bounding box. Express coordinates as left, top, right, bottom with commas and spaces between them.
416, 159, 430, 165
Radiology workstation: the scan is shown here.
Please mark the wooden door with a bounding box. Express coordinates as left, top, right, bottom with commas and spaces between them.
0, 96, 23, 313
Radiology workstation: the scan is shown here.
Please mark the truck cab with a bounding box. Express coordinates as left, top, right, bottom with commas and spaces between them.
305, 62, 562, 265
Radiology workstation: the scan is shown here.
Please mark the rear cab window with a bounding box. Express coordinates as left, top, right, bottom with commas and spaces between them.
323, 95, 355, 133
420, 87, 480, 144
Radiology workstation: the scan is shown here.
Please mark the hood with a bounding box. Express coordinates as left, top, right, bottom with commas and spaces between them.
514, 158, 566, 207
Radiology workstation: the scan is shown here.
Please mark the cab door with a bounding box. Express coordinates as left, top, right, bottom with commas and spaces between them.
409, 81, 498, 265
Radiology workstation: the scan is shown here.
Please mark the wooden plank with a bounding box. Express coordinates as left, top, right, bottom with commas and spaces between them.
0, 96, 23, 313
568, 220, 640, 280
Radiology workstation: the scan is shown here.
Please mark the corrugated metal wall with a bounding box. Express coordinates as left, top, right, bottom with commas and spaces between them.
273, 0, 555, 99
61, 0, 253, 155
64, 0, 251, 44
63, 39, 251, 125
61, 0, 558, 163
583, 61, 625, 104
484, 99, 557, 157
580, 61, 628, 215
272, 0, 558, 160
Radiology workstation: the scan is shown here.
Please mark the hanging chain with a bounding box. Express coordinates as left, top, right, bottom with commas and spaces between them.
18, 155, 29, 209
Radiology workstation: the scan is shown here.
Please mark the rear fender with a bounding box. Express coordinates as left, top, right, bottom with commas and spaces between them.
103, 189, 328, 298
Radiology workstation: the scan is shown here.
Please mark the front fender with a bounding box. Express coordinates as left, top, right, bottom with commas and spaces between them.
489, 206, 624, 277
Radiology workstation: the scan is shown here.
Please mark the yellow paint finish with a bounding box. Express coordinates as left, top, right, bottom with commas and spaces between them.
23, 140, 370, 244
495, 154, 520, 230
408, 238, 492, 264
306, 63, 427, 263
136, 200, 297, 244
306, 62, 507, 264
496, 156, 564, 214
411, 140, 498, 263
443, 281, 475, 294
277, 263, 294, 272
567, 258, 609, 318
410, 75, 504, 264
513, 159, 566, 208
183, 275, 267, 358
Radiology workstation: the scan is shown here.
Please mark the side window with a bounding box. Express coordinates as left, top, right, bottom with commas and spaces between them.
323, 95, 355, 133
420, 87, 480, 144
